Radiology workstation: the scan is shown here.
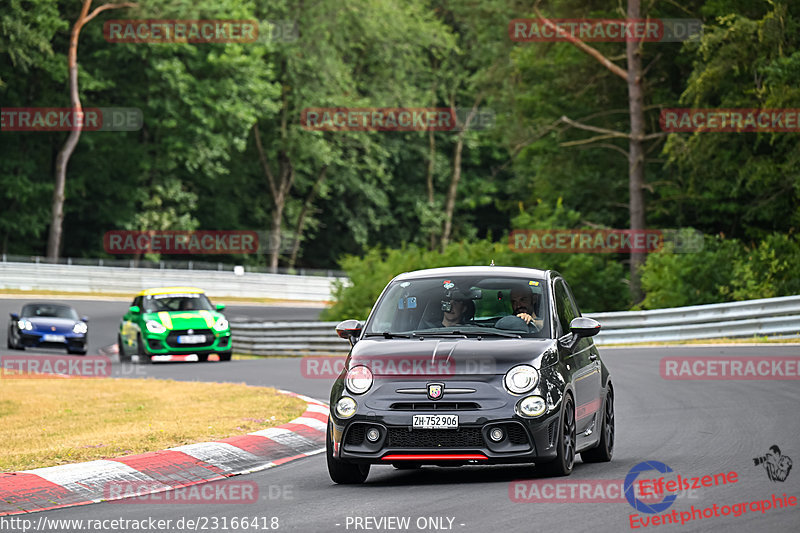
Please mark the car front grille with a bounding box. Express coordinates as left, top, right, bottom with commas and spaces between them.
389, 402, 480, 411
165, 329, 214, 347
386, 428, 485, 448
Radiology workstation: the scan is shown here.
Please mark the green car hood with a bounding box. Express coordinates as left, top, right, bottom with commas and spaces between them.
143, 310, 224, 330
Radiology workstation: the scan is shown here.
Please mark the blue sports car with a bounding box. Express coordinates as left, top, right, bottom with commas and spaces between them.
7, 303, 89, 355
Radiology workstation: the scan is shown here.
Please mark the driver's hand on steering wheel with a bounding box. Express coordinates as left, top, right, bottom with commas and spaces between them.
516, 312, 534, 324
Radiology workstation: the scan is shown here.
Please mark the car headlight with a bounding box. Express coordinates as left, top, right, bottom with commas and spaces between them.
17, 320, 33, 331
345, 365, 373, 395
145, 320, 167, 334
504, 365, 539, 394
212, 317, 229, 331
517, 395, 547, 417
335, 397, 357, 418
73, 322, 88, 334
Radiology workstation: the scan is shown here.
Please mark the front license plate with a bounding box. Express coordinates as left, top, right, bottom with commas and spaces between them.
412, 414, 458, 429
177, 334, 206, 344
43, 334, 66, 342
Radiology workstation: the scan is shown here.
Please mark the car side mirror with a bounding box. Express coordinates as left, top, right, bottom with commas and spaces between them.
216, 304, 226, 311
10, 313, 19, 320
570, 317, 601, 338
129, 305, 140, 314
335, 320, 363, 346
81, 316, 89, 323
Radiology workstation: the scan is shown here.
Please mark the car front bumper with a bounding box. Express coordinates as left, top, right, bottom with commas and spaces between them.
141, 330, 232, 355
17, 331, 86, 350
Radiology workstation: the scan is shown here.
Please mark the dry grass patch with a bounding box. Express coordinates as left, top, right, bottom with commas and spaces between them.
0, 378, 307, 471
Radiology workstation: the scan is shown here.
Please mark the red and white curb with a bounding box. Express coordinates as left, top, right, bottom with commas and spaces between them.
0, 390, 328, 516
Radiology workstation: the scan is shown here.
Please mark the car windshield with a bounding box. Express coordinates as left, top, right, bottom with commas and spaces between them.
22, 304, 79, 320
142, 293, 214, 313
364, 275, 550, 338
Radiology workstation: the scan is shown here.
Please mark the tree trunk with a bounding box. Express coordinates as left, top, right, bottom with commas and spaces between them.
46, 0, 137, 260
441, 103, 479, 251
426, 128, 436, 250
288, 166, 327, 269
626, 0, 646, 303
47, 11, 86, 261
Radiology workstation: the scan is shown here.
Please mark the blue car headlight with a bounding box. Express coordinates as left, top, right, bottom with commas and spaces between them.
17, 320, 33, 331
73, 322, 88, 335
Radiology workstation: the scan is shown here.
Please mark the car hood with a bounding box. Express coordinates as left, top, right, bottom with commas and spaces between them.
143, 310, 223, 330
25, 317, 79, 333
349, 337, 558, 376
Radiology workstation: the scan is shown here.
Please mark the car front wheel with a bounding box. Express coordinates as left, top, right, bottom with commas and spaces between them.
137, 333, 152, 364
538, 394, 576, 477
326, 422, 369, 484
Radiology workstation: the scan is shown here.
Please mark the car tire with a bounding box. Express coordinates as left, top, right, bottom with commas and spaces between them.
118, 334, 130, 362
137, 334, 152, 364
581, 388, 614, 463
326, 422, 369, 484
197, 354, 209, 362
538, 394, 576, 477
218, 352, 232, 362
67, 349, 87, 355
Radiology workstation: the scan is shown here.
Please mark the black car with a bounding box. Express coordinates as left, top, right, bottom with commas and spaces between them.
327, 266, 614, 484
7, 303, 89, 355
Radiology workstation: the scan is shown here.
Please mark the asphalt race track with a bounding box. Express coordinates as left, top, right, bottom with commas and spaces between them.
1, 298, 798, 533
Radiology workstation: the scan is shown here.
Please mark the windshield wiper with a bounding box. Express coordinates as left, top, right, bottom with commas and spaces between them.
363, 331, 413, 339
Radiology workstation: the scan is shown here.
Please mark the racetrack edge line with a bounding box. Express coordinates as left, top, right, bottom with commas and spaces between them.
0, 390, 327, 516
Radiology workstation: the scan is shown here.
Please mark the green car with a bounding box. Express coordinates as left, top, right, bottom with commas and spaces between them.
118, 286, 232, 362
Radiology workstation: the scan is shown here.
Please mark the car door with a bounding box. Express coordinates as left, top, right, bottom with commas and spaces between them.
554, 278, 601, 435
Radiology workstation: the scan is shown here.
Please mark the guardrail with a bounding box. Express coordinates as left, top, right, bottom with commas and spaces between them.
231, 295, 800, 355
0, 261, 342, 302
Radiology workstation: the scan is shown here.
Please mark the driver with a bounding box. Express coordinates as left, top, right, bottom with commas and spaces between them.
510, 285, 543, 329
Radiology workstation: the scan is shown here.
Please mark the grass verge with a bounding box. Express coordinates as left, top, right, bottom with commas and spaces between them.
0, 378, 307, 472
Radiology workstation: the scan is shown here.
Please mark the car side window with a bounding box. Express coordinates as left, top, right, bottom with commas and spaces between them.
132, 296, 142, 310
561, 279, 582, 318
554, 280, 577, 337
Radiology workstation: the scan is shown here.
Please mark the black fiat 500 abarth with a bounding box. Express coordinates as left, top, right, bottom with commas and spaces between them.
327, 266, 614, 484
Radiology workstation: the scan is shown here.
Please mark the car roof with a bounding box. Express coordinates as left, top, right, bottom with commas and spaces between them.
137, 286, 206, 296
393, 265, 550, 281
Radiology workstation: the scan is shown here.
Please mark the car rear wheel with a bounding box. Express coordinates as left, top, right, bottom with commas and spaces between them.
326, 422, 369, 484
538, 394, 576, 477
581, 388, 614, 463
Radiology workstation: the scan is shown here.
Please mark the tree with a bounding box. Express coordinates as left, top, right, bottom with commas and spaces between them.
47, 0, 136, 260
